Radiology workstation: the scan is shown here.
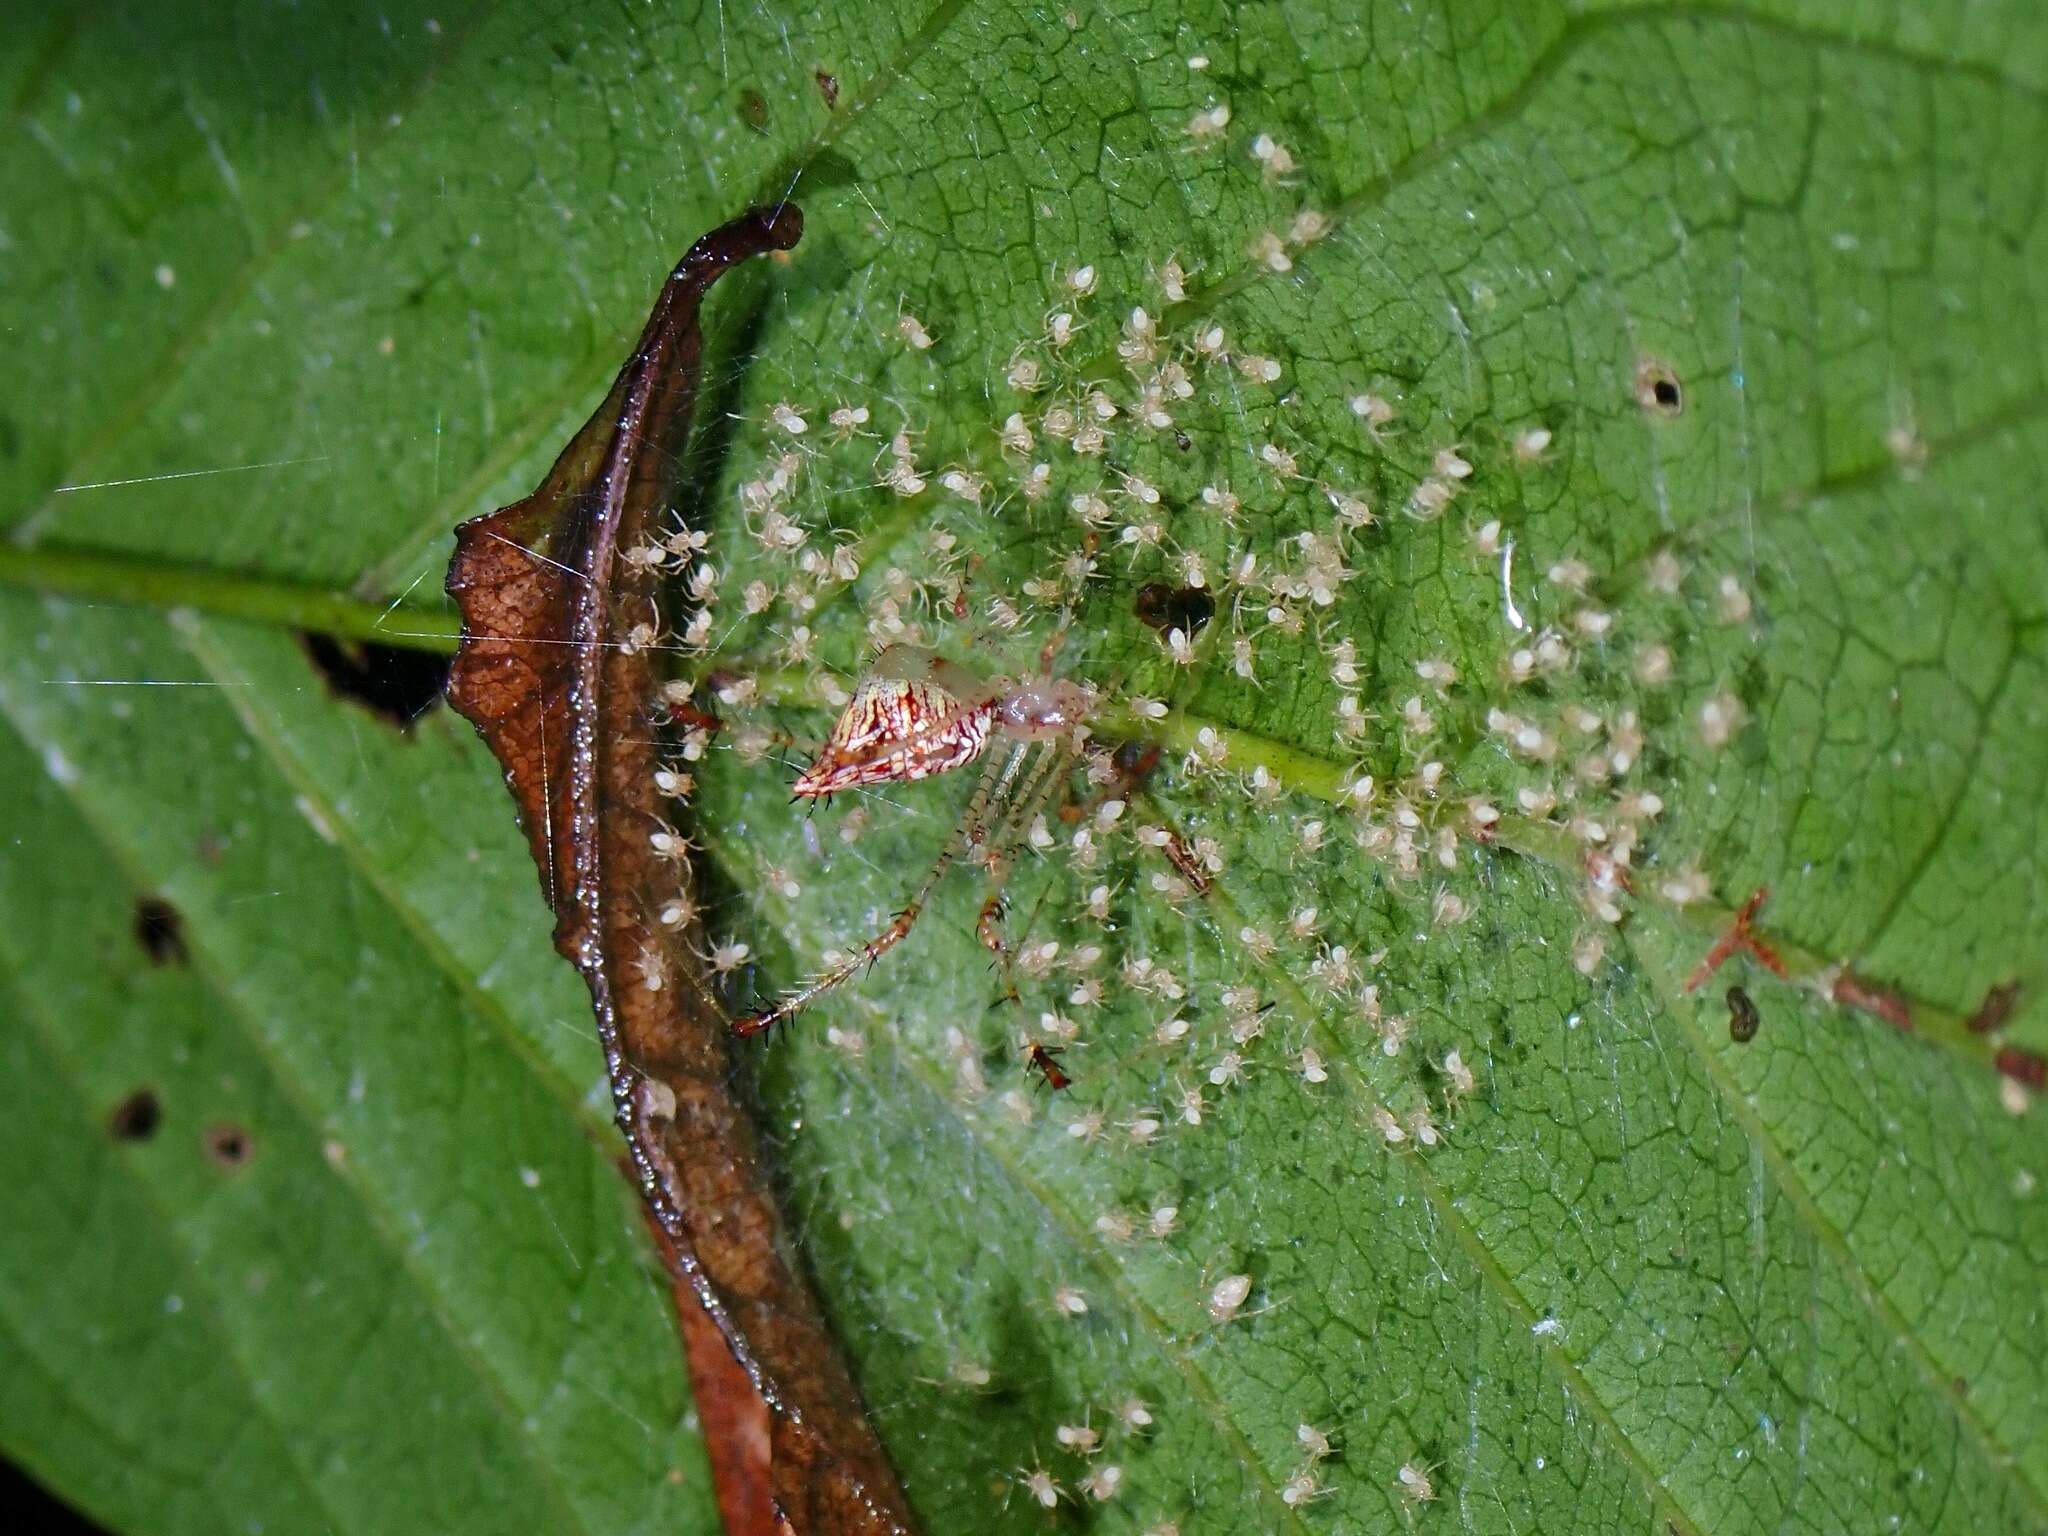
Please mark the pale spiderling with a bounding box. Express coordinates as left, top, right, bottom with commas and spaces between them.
896, 308, 935, 350
1016, 1464, 1063, 1509
1512, 424, 1554, 464
1207, 1272, 1254, 1322
1280, 1470, 1326, 1506
1055, 1420, 1099, 1454
1397, 1460, 1437, 1506
1250, 131, 1296, 181
1185, 101, 1231, 145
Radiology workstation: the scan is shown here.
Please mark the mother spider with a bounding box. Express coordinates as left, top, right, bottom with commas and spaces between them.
733, 643, 1094, 1036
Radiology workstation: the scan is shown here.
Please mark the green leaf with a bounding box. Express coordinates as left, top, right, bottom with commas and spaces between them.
4, 2, 2046, 1533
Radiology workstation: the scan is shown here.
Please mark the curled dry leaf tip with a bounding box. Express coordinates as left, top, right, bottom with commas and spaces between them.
444, 202, 916, 1534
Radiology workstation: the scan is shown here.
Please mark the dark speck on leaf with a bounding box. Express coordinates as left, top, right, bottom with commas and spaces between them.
815, 69, 839, 108
205, 1123, 253, 1170
110, 1088, 162, 1142
740, 89, 769, 133
134, 896, 187, 966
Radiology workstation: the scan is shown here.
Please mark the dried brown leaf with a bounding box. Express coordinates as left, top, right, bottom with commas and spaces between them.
445, 203, 914, 1535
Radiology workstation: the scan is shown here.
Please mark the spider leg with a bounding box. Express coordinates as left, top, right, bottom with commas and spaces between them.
733, 744, 1026, 1036
972, 739, 1078, 1009
976, 890, 1020, 1008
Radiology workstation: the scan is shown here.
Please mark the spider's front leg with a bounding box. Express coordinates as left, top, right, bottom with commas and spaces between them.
732, 743, 1021, 1036
970, 737, 1082, 1010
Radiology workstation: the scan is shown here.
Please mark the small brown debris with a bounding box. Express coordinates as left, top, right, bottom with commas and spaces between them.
1158, 828, 1214, 897
815, 69, 839, 108
1966, 980, 2021, 1035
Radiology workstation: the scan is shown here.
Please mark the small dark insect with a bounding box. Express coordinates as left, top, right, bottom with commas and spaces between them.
1726, 985, 1760, 1043
1026, 1040, 1072, 1091
815, 69, 840, 108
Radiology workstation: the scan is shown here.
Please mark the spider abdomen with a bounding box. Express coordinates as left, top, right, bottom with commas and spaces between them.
793, 674, 996, 795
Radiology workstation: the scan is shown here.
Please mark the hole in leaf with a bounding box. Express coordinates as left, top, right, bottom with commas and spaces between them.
133, 896, 188, 966
204, 1123, 254, 1170
300, 633, 450, 730
1133, 583, 1215, 638
1635, 358, 1683, 416
109, 1088, 162, 1142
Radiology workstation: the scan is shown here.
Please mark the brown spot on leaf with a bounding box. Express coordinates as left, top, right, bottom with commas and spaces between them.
204, 1123, 253, 1170
110, 1087, 162, 1142
300, 633, 450, 730
134, 896, 187, 966
443, 204, 911, 1533
739, 89, 770, 133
